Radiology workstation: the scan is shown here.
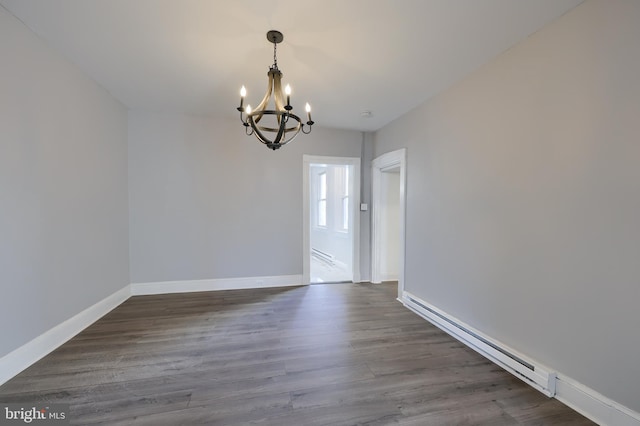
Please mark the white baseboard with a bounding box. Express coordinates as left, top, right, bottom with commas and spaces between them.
555, 375, 640, 426
0, 274, 303, 387
131, 274, 304, 296
379, 273, 399, 282
0, 285, 131, 386
400, 291, 640, 426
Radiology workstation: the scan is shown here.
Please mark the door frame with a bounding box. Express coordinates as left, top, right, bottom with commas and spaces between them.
303, 155, 361, 284
371, 148, 407, 300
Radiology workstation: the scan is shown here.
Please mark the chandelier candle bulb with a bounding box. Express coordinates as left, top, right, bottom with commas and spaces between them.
239, 86, 246, 109
246, 105, 251, 114
285, 85, 291, 107
305, 103, 312, 122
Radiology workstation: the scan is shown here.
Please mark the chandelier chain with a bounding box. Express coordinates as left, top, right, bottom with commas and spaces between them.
272, 38, 278, 69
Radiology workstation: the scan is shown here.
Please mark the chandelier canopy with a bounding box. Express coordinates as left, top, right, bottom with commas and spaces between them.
237, 30, 314, 150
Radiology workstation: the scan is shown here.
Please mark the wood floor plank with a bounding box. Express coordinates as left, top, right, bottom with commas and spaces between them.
0, 283, 596, 425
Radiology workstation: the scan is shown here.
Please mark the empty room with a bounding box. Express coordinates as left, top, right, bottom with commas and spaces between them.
1, 1, 638, 425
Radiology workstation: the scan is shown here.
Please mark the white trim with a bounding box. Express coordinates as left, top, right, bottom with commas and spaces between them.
0, 285, 131, 386
401, 290, 640, 426
0, 275, 303, 386
555, 375, 640, 426
131, 274, 303, 296
371, 148, 407, 300
303, 155, 361, 284
379, 273, 399, 282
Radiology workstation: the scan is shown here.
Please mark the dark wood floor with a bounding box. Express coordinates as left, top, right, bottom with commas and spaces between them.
0, 283, 595, 425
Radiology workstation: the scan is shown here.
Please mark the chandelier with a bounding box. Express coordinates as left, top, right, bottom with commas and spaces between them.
237, 30, 314, 150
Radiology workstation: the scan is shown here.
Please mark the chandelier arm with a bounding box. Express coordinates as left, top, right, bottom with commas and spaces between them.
248, 111, 302, 148
273, 114, 288, 145
278, 123, 303, 145
249, 111, 302, 132
257, 112, 286, 146
239, 109, 255, 126
253, 123, 301, 133
270, 127, 300, 147
254, 72, 275, 124
273, 72, 286, 114
250, 120, 279, 147
248, 119, 267, 145
271, 131, 285, 146
240, 110, 254, 135
301, 124, 313, 135
274, 119, 301, 146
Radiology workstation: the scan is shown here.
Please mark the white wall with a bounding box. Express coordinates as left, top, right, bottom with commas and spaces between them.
0, 7, 129, 358
128, 112, 364, 283
374, 0, 640, 413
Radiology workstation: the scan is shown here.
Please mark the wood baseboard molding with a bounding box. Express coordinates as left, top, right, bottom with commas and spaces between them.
131, 274, 304, 296
0, 285, 131, 386
401, 291, 640, 426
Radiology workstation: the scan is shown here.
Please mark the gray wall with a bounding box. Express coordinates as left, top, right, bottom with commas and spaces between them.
0, 7, 129, 358
128, 112, 364, 283
359, 132, 374, 282
374, 0, 640, 412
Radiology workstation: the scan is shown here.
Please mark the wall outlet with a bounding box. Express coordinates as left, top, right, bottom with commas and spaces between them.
360, 203, 368, 211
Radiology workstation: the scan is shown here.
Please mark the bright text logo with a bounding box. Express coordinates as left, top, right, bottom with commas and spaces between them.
1, 404, 69, 425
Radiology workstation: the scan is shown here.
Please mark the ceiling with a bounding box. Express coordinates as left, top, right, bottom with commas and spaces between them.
1, 0, 583, 132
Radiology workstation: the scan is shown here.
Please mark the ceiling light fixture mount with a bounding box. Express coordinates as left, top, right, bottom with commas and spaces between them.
237, 30, 314, 150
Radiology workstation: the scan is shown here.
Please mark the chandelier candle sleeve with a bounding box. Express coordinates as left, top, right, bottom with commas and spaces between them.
236, 30, 314, 150
239, 86, 246, 110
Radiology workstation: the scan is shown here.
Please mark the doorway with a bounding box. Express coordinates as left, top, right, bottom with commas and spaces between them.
303, 156, 361, 284
378, 167, 401, 282
371, 149, 407, 300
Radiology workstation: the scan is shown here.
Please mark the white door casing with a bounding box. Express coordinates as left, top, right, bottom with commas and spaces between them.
371, 148, 407, 299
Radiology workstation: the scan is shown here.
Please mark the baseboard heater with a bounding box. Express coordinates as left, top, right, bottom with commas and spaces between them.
403, 292, 557, 397
311, 248, 335, 266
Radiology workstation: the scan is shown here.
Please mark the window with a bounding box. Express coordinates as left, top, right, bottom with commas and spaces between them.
317, 172, 327, 227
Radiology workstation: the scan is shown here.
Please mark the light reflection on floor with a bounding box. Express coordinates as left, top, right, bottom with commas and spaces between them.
310, 256, 351, 283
